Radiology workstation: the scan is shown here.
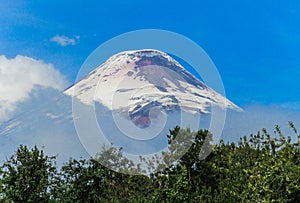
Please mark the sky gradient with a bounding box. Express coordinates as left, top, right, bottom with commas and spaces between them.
1, 0, 300, 165
1, 0, 300, 107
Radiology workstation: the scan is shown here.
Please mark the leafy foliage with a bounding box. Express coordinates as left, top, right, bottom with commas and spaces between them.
0, 145, 58, 202
0, 123, 299, 202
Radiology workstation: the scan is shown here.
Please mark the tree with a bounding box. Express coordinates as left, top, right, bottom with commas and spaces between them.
0, 145, 58, 202
58, 158, 111, 202
0, 124, 299, 202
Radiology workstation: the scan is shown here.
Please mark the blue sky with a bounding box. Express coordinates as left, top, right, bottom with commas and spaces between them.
1, 0, 300, 164
1, 0, 300, 107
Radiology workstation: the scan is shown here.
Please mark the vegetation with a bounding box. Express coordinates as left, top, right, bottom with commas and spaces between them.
0, 123, 299, 202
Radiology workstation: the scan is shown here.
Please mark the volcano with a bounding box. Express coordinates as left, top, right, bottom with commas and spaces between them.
0, 49, 242, 163
64, 49, 240, 128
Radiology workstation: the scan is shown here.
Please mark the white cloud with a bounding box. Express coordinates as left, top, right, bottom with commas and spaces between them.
50, 35, 79, 46
0, 55, 68, 121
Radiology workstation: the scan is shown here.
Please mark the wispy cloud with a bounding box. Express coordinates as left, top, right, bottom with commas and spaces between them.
0, 55, 68, 121
222, 104, 300, 142
50, 35, 80, 46
280, 102, 300, 112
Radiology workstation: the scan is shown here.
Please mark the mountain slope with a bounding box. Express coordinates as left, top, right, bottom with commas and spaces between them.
65, 49, 240, 128
0, 87, 89, 165
0, 49, 243, 166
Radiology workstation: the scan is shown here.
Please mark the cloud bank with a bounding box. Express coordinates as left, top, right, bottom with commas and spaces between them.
0, 55, 68, 121
50, 35, 79, 46
0, 86, 299, 166
222, 104, 300, 142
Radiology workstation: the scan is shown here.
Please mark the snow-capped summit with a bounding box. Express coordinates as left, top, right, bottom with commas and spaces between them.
64, 49, 241, 128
